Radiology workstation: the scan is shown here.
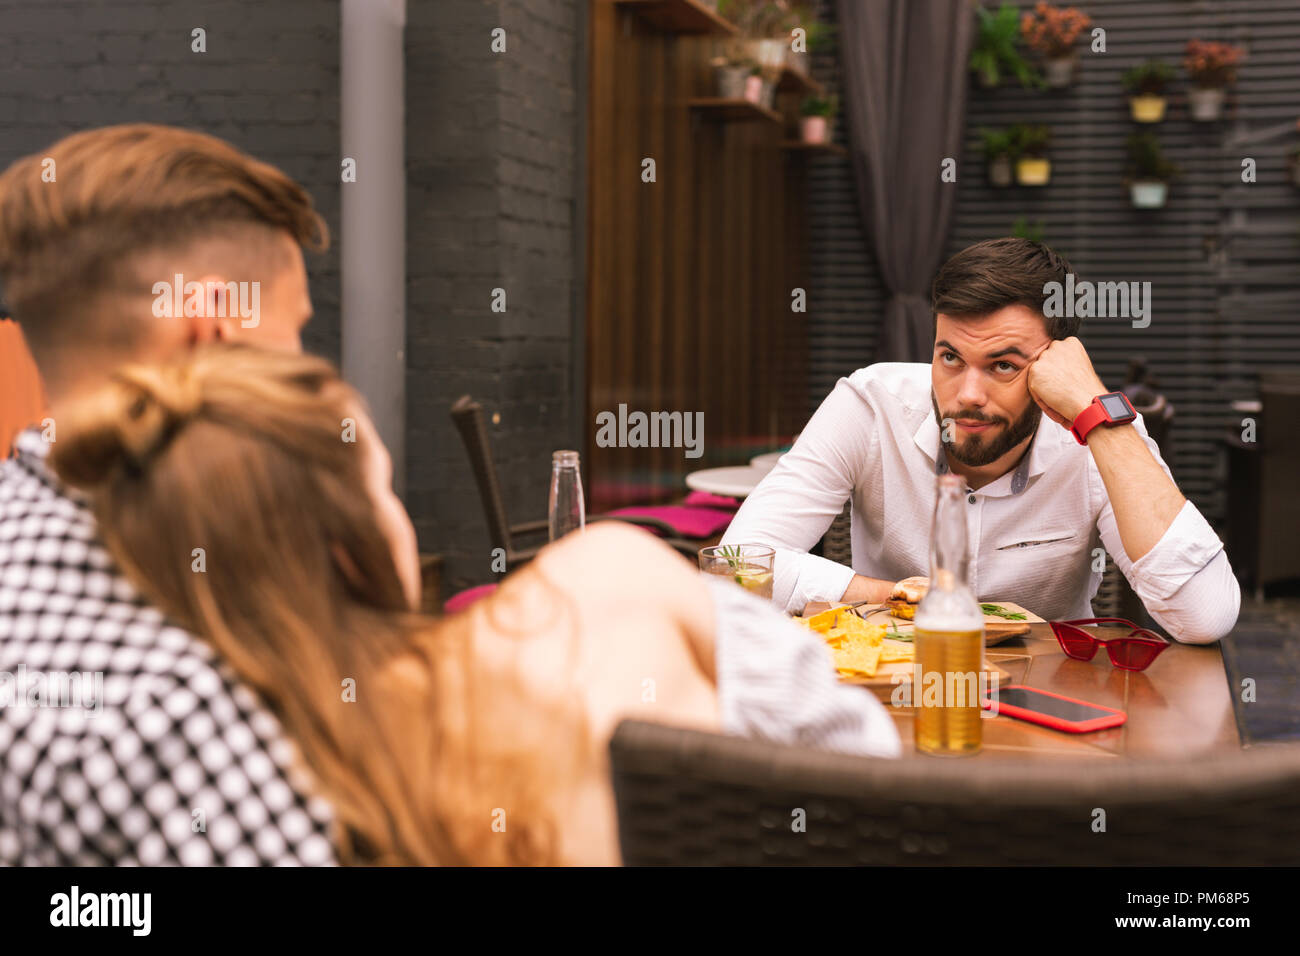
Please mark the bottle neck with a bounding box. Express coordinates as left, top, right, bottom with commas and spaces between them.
929, 480, 970, 590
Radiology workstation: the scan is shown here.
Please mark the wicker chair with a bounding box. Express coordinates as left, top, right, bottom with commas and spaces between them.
820, 502, 853, 567
609, 720, 1300, 865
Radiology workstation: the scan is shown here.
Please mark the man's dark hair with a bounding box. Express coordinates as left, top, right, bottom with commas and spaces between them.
930, 237, 1078, 339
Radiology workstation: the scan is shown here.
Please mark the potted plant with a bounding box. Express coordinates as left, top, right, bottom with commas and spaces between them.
1183, 39, 1244, 122
980, 127, 1016, 187
718, 0, 799, 72
1020, 2, 1091, 89
1126, 132, 1179, 208
799, 95, 837, 144
744, 63, 776, 109
1014, 124, 1051, 185
1122, 60, 1175, 123
712, 54, 754, 100
970, 2, 1042, 90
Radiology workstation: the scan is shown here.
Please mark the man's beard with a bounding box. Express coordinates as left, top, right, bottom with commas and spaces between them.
932, 392, 1041, 467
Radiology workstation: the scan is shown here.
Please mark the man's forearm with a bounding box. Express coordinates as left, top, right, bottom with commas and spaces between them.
839, 574, 895, 605
1086, 424, 1185, 562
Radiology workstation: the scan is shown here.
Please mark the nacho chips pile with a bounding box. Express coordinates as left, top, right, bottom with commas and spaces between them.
795, 605, 913, 678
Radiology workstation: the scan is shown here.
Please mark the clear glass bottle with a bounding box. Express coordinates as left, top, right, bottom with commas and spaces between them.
548, 450, 586, 542
914, 473, 985, 756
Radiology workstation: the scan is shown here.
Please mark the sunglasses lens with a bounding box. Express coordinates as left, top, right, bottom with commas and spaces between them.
1055, 627, 1097, 659
1109, 640, 1162, 671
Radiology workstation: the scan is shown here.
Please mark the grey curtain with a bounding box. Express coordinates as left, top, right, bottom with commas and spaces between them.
836, 0, 972, 363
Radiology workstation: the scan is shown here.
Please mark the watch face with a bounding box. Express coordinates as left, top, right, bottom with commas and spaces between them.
1099, 392, 1135, 421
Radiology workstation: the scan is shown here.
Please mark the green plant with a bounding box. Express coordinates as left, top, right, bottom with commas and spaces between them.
970, 2, 1043, 88
1126, 132, 1179, 181
800, 94, 837, 118
980, 126, 1017, 160
1122, 60, 1175, 96
1011, 217, 1045, 244
1014, 123, 1051, 158
717, 0, 801, 38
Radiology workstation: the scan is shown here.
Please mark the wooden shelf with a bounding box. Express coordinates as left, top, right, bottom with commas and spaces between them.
780, 140, 848, 156
614, 0, 738, 35
689, 98, 783, 124
776, 65, 824, 97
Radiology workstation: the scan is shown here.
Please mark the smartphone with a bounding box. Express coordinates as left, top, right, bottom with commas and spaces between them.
980, 684, 1126, 733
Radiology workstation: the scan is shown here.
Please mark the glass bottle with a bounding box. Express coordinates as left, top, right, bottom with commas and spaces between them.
914, 474, 985, 756
548, 450, 586, 542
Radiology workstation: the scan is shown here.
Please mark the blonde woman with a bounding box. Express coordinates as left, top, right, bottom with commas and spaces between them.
44, 345, 898, 865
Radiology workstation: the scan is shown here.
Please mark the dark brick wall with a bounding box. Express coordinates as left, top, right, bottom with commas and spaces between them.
0, 0, 343, 360
407, 0, 583, 595
0, 1, 586, 598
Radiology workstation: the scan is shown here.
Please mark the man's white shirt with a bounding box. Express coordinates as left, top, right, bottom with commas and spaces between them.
722, 363, 1239, 643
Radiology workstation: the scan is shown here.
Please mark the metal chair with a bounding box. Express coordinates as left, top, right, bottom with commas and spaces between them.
449, 396, 702, 566
609, 719, 1300, 865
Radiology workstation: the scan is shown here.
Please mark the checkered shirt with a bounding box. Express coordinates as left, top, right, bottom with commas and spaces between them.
0, 429, 336, 865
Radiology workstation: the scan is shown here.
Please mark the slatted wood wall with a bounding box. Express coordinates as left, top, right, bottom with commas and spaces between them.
585, 1, 810, 511
805, 0, 1300, 527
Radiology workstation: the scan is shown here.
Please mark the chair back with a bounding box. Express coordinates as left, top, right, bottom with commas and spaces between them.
450, 396, 514, 554
609, 720, 1300, 865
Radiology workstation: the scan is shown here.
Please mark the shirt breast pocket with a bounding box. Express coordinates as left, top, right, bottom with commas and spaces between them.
995, 529, 1078, 552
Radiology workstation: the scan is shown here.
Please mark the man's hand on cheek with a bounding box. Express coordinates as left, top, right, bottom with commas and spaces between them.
1026, 336, 1108, 429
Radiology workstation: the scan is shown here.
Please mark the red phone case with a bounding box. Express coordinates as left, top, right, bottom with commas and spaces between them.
980, 684, 1127, 733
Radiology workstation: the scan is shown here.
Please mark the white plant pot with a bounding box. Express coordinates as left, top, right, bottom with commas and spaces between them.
714, 65, 748, 100
1189, 86, 1226, 122
751, 39, 786, 71
800, 116, 829, 144
1044, 54, 1077, 88
1130, 180, 1168, 209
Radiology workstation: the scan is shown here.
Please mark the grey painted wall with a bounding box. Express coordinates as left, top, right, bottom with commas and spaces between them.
0, 0, 586, 597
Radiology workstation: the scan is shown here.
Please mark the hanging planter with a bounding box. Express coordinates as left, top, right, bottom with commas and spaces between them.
1188, 86, 1226, 122
1183, 39, 1244, 122
1014, 125, 1052, 186
799, 95, 837, 145
1020, 4, 1091, 89
1126, 132, 1179, 209
970, 2, 1042, 89
1122, 60, 1174, 123
980, 127, 1016, 187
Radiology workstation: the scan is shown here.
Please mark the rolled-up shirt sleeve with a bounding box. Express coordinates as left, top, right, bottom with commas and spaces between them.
1093, 421, 1240, 644
722, 378, 873, 613
706, 578, 901, 758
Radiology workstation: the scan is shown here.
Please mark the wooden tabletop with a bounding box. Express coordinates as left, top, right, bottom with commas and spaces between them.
804, 606, 1241, 760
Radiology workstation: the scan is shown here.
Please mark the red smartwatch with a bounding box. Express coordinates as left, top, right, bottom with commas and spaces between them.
1070, 391, 1137, 445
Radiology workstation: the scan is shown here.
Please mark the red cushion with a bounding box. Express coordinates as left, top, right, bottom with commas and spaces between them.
443, 583, 499, 614
683, 490, 742, 511
607, 505, 735, 539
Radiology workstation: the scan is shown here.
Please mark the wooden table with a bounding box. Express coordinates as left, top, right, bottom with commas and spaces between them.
804, 606, 1241, 760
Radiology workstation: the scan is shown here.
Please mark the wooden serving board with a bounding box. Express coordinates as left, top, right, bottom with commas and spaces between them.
837, 657, 1016, 691
856, 601, 1043, 646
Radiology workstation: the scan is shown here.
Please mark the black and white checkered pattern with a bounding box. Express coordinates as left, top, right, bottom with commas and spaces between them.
0, 429, 336, 865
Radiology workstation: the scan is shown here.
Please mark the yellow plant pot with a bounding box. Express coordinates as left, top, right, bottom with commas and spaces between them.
1016, 157, 1051, 186
1129, 95, 1167, 123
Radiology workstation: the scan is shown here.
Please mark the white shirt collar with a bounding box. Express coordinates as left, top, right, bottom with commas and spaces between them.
911, 411, 1066, 497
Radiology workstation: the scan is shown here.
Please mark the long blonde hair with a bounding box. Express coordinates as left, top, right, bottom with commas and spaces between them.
48, 345, 558, 865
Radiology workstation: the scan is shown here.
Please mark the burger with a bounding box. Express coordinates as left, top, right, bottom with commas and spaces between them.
886, 576, 929, 620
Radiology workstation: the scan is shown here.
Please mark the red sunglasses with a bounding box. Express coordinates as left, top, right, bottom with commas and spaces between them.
1049, 618, 1170, 672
